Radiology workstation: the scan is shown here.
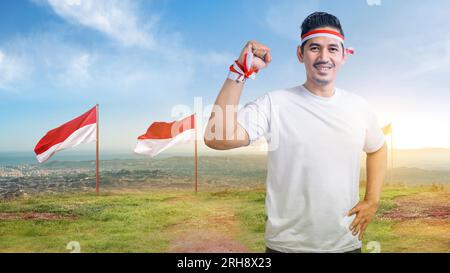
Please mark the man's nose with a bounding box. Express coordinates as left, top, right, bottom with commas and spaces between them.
318, 48, 331, 62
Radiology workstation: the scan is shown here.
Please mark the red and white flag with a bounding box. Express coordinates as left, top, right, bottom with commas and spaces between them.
34, 106, 97, 163
134, 114, 196, 157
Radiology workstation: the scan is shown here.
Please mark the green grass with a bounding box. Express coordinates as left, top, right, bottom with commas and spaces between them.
360, 184, 449, 253
361, 185, 424, 216
0, 191, 193, 252
199, 189, 267, 252
0, 185, 448, 253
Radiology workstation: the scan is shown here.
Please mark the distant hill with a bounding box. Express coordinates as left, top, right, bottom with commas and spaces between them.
2, 148, 449, 186
393, 148, 450, 171
361, 148, 450, 171
360, 167, 450, 185
35, 154, 449, 186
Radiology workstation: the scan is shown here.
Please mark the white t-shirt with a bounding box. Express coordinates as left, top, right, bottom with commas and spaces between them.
237, 85, 385, 253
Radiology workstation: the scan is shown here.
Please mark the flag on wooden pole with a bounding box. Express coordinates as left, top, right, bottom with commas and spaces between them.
134, 114, 195, 157
134, 114, 198, 192
194, 114, 198, 193
34, 105, 100, 193
382, 123, 392, 135
382, 122, 393, 182
34, 106, 97, 163
95, 104, 99, 194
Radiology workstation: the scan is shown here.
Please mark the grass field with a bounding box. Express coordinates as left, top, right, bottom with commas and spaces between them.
0, 184, 448, 253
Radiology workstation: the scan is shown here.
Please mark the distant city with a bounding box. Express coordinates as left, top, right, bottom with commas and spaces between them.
1, 148, 449, 199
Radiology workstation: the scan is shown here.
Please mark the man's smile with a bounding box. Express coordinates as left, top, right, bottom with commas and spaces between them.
314, 63, 335, 73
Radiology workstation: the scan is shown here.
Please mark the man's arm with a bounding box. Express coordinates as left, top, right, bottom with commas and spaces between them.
204, 79, 249, 150
348, 142, 388, 240
204, 41, 271, 150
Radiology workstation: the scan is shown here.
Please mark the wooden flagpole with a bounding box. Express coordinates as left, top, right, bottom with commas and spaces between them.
194, 113, 198, 193
96, 103, 99, 194
390, 123, 394, 183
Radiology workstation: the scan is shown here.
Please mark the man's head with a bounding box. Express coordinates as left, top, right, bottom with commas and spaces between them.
297, 12, 347, 87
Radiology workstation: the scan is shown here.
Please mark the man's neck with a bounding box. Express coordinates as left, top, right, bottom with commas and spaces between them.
303, 81, 336, 98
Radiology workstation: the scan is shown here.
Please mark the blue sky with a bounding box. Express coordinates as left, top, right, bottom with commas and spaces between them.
1, 0, 449, 156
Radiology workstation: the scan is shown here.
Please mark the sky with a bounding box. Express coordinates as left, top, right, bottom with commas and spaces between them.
1, 0, 450, 157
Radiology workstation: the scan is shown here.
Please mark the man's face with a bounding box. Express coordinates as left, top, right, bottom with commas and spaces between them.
297, 28, 347, 86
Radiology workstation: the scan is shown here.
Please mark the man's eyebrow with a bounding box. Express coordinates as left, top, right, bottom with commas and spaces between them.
308, 43, 321, 47
308, 42, 341, 49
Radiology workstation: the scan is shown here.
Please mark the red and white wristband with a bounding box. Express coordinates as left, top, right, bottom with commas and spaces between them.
227, 48, 259, 83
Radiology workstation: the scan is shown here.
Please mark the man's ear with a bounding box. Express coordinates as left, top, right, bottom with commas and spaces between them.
342, 51, 347, 65
297, 45, 304, 63
341, 45, 348, 65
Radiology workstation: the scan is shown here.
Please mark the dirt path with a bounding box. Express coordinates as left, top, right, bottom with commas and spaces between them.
166, 196, 249, 253
382, 190, 450, 220
382, 190, 450, 252
0, 212, 75, 221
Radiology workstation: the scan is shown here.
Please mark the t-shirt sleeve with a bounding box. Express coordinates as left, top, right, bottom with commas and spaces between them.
363, 104, 386, 153
237, 93, 271, 145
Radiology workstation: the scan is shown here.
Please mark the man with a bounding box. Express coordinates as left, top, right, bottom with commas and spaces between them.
204, 12, 387, 253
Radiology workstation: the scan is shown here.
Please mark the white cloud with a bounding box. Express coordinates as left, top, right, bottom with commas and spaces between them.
407, 39, 450, 76
0, 49, 27, 90
41, 0, 157, 49
265, 0, 319, 41
0, 0, 234, 98
201, 51, 235, 67
0, 30, 199, 100
57, 53, 92, 86
71, 53, 91, 78
2, 32, 99, 92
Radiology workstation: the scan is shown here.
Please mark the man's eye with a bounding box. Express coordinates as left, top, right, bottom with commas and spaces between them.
310, 47, 319, 51
329, 48, 338, 52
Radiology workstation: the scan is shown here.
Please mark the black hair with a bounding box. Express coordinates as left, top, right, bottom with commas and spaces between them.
300, 12, 345, 54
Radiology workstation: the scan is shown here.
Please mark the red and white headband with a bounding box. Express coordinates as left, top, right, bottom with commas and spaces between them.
301, 29, 354, 55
